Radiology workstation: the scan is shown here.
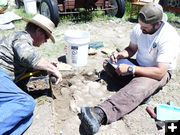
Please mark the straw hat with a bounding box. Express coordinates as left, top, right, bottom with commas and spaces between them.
23, 14, 55, 43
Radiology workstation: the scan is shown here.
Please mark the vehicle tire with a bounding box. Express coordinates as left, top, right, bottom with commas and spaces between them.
164, 0, 180, 7
105, 0, 125, 18
15, 0, 24, 8
40, 0, 59, 27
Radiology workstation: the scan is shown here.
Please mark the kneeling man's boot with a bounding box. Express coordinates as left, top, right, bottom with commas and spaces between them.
80, 107, 106, 134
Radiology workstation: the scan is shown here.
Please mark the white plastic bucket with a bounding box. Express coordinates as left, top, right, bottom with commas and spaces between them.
23, 0, 37, 14
64, 30, 90, 67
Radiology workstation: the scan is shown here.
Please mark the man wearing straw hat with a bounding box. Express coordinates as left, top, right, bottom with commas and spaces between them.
0, 14, 62, 134
0, 14, 62, 89
79, 3, 180, 135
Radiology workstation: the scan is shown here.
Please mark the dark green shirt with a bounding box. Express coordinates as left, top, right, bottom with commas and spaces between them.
0, 30, 41, 82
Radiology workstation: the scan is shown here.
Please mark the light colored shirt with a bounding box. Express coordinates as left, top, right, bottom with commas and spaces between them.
130, 21, 180, 71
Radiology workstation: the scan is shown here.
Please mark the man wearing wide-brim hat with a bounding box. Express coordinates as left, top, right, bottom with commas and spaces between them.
0, 14, 62, 134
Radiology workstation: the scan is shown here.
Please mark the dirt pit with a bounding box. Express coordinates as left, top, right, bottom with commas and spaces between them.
25, 61, 180, 135
25, 67, 114, 135
24, 20, 180, 135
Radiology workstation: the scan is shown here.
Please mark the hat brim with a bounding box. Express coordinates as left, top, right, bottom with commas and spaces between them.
23, 17, 55, 43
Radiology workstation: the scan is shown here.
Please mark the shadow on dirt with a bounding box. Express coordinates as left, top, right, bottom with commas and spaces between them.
28, 89, 49, 99
98, 70, 129, 92
128, 18, 138, 23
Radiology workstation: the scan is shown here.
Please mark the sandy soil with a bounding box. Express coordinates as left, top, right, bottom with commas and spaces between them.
23, 19, 180, 135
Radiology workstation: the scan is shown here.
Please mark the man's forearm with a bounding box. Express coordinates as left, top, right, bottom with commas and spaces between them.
124, 47, 135, 58
119, 42, 137, 59
135, 66, 168, 80
33, 57, 57, 74
33, 57, 62, 84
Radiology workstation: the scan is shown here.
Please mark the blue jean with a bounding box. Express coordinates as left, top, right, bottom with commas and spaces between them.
0, 70, 36, 135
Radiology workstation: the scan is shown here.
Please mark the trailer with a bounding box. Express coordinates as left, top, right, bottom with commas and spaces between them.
15, 0, 125, 27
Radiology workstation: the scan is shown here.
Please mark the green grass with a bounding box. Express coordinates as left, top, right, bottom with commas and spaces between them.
1, 0, 180, 35
58, 1, 180, 23
166, 12, 180, 22
58, 7, 111, 24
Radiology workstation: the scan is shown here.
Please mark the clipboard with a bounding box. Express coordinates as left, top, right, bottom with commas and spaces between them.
107, 59, 135, 76
107, 59, 135, 69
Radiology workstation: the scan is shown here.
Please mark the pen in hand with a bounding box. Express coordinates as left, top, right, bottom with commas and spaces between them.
111, 48, 121, 63
110, 52, 118, 63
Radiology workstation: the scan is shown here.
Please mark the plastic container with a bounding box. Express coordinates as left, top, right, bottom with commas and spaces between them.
64, 30, 90, 67
156, 104, 180, 121
23, 0, 37, 14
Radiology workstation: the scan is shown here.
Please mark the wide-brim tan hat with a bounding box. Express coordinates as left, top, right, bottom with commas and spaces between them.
23, 14, 55, 43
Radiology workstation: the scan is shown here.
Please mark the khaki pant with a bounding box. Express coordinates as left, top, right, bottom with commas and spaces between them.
97, 59, 172, 124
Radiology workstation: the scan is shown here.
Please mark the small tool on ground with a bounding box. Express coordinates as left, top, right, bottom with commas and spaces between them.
146, 107, 165, 129
48, 75, 56, 99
